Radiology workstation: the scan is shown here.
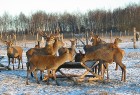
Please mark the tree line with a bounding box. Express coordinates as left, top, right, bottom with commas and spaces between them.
0, 3, 140, 35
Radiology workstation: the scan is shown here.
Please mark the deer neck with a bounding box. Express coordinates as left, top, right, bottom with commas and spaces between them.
71, 45, 76, 50
7, 45, 12, 50
114, 40, 118, 46
92, 38, 98, 46
53, 41, 61, 54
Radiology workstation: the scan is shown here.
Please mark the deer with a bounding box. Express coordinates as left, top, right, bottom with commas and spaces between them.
26, 36, 64, 80
26, 36, 64, 61
79, 44, 126, 82
5, 41, 23, 70
84, 35, 122, 53
84, 35, 122, 71
58, 39, 77, 62
26, 49, 73, 85
76, 35, 123, 79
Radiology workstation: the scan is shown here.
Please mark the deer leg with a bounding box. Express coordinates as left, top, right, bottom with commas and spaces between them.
33, 70, 40, 84
121, 68, 124, 81
26, 62, 34, 77
106, 63, 109, 80
26, 67, 32, 85
116, 62, 126, 82
104, 63, 109, 81
115, 64, 118, 70
46, 69, 51, 85
40, 71, 43, 80
12, 58, 15, 70
26, 65, 36, 85
8, 57, 10, 67
101, 63, 105, 79
98, 62, 104, 79
121, 64, 126, 82
52, 70, 59, 86
18, 57, 20, 69
20, 56, 23, 69
26, 69, 29, 85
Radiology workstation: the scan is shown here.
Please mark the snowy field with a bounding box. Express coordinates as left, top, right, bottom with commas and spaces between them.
0, 39, 140, 95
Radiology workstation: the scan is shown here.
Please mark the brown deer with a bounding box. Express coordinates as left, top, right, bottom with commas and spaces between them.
26, 37, 64, 61
5, 41, 23, 70
84, 35, 122, 71
83, 35, 104, 54
26, 49, 73, 85
58, 39, 76, 62
84, 35, 122, 53
80, 44, 126, 82
26, 36, 64, 80
76, 36, 123, 79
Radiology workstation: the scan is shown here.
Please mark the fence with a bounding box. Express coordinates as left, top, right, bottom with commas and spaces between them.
0, 28, 139, 48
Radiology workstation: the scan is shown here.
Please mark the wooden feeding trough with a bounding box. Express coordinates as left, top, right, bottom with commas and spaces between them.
58, 61, 103, 82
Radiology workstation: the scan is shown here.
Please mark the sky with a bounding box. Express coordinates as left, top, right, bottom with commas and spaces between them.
0, 0, 140, 16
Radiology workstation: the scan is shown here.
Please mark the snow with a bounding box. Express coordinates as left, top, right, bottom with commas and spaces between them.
0, 39, 140, 95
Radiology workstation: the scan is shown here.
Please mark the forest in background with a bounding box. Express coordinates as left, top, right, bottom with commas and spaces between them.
0, 3, 140, 36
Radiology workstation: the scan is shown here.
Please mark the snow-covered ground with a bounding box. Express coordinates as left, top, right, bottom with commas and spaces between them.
0, 39, 140, 95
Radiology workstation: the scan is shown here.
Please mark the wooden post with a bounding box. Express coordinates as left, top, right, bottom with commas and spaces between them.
36, 33, 38, 41
71, 32, 74, 39
125, 30, 126, 36
105, 31, 107, 37
15, 34, 17, 45
9, 35, 11, 41
61, 34, 63, 42
110, 30, 112, 43
23, 35, 26, 48
133, 27, 136, 49
86, 31, 88, 45
0, 31, 2, 39
120, 31, 122, 38
13, 34, 17, 45
7, 35, 9, 41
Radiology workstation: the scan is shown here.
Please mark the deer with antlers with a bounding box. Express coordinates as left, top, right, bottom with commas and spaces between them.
75, 35, 124, 80
79, 43, 126, 82
26, 32, 64, 80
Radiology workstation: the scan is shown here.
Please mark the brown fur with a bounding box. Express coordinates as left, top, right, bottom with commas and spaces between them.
84, 36, 122, 73
58, 39, 76, 61
80, 45, 126, 82
26, 38, 64, 61
84, 36, 122, 53
5, 41, 23, 70
26, 38, 64, 80
26, 49, 72, 85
